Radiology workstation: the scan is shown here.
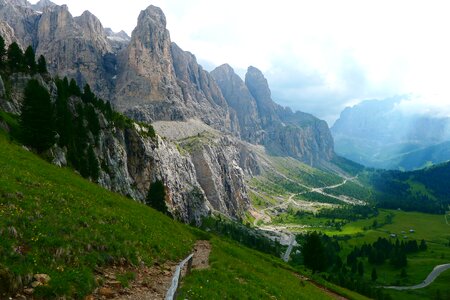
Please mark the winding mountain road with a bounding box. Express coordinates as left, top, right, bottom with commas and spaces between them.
383, 263, 450, 290
252, 175, 364, 261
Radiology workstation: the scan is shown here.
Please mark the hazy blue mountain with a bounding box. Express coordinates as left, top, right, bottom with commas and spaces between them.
332, 96, 450, 170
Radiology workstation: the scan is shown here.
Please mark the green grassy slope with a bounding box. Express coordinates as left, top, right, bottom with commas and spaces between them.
0, 132, 338, 299
180, 237, 342, 300
0, 132, 196, 298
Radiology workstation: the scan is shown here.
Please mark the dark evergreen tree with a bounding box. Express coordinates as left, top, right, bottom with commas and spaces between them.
302, 232, 327, 273
146, 180, 169, 215
371, 268, 377, 282
69, 78, 81, 96
419, 239, 428, 251
0, 35, 6, 67
24, 46, 36, 73
358, 261, 364, 277
400, 268, 407, 278
20, 79, 55, 152
7, 42, 23, 72
37, 55, 48, 74
82, 84, 95, 103
87, 145, 100, 180
86, 105, 100, 138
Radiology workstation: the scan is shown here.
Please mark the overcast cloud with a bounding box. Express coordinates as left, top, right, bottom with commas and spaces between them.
29, 0, 450, 125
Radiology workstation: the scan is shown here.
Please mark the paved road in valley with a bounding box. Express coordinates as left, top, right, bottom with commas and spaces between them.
383, 263, 450, 290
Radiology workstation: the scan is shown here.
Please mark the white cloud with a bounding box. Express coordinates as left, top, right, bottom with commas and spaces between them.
29, 0, 450, 124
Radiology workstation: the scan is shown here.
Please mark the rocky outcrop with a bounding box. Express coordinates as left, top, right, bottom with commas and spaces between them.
212, 65, 334, 164
189, 136, 250, 217
105, 28, 130, 52
211, 64, 263, 143
115, 6, 238, 134
35, 5, 115, 99
0, 20, 20, 48
31, 0, 56, 11
0, 0, 39, 47
245, 66, 282, 126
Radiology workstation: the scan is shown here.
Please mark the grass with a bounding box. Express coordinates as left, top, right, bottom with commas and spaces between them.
384, 268, 450, 300
0, 130, 338, 299
331, 209, 450, 299
0, 132, 196, 298
179, 237, 334, 300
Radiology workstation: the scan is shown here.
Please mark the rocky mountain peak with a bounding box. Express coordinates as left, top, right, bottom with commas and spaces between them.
245, 66, 280, 126
74, 10, 111, 51
139, 5, 167, 28
211, 64, 264, 143
37, 3, 76, 43
31, 0, 56, 11
245, 66, 272, 104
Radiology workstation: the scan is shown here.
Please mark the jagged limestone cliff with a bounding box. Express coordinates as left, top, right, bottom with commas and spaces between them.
0, 1, 337, 222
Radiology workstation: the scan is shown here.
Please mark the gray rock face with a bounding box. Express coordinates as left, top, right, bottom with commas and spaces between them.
0, 20, 20, 47
36, 5, 115, 99
245, 66, 281, 126
212, 65, 334, 164
0, 0, 39, 47
211, 64, 264, 143
187, 135, 256, 218
31, 0, 56, 11
104, 28, 130, 52
116, 5, 238, 134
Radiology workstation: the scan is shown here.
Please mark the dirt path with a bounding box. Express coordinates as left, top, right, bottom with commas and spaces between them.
383, 263, 450, 290
87, 241, 211, 300
293, 274, 348, 300
190, 240, 211, 270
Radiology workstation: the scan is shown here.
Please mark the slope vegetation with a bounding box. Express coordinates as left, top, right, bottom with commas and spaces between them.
0, 132, 337, 299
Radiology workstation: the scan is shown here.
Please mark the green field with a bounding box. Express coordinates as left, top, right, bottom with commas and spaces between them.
0, 130, 339, 299
324, 209, 450, 299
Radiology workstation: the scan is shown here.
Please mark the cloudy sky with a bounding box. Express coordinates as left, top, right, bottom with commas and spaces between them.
30, 0, 450, 125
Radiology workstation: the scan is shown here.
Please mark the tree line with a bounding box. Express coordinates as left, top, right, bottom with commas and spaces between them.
0, 37, 47, 75
294, 232, 428, 300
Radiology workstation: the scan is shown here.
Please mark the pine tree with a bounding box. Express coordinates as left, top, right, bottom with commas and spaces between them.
146, 180, 169, 215
82, 84, 95, 103
358, 261, 364, 277
0, 35, 6, 67
419, 239, 427, 251
7, 42, 23, 72
37, 55, 48, 74
400, 268, 407, 278
69, 78, 81, 96
302, 232, 327, 273
24, 46, 36, 73
20, 79, 55, 152
371, 268, 378, 282
87, 145, 100, 180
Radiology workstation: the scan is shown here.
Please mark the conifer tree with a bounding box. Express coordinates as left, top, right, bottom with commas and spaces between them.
87, 145, 100, 180
37, 55, 48, 74
358, 261, 364, 276
69, 78, 81, 96
0, 35, 6, 67
302, 232, 327, 273
371, 268, 378, 282
146, 180, 169, 215
24, 46, 36, 73
82, 84, 95, 103
7, 42, 23, 72
20, 79, 55, 152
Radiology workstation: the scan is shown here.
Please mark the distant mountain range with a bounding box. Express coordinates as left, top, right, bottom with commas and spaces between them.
332, 96, 450, 170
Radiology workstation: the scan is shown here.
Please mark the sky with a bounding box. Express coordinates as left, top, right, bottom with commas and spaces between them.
29, 0, 450, 125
